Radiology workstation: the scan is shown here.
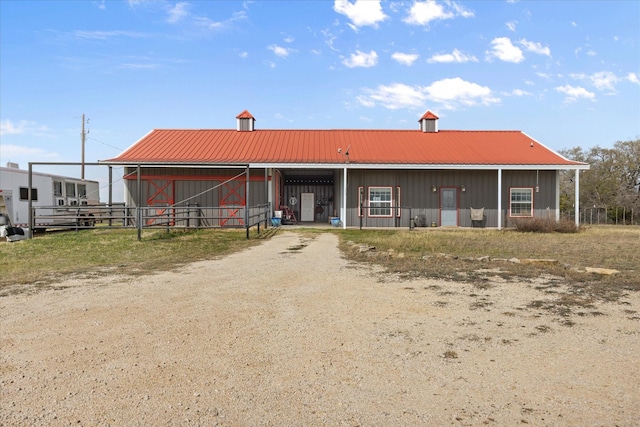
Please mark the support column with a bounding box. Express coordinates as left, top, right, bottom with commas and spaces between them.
342, 167, 347, 229
497, 168, 502, 230
245, 166, 250, 239
574, 169, 580, 228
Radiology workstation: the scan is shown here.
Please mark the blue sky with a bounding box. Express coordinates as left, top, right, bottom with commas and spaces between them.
1, 0, 639, 194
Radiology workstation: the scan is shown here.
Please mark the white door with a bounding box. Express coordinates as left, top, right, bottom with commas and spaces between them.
440, 188, 458, 226
301, 192, 315, 222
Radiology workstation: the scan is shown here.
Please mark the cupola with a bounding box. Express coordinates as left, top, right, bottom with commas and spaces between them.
418, 110, 439, 133
236, 110, 256, 131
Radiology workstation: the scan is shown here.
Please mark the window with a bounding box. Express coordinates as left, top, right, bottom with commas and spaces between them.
66, 182, 76, 197
19, 187, 38, 201
358, 186, 364, 217
395, 186, 401, 217
54, 180, 63, 196
78, 184, 87, 198
368, 187, 392, 217
510, 188, 533, 217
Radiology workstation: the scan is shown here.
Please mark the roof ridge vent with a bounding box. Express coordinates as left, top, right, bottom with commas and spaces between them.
236, 110, 255, 132
419, 110, 439, 133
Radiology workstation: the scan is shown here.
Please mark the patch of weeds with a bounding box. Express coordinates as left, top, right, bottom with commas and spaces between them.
473, 281, 495, 290
535, 325, 551, 333
433, 301, 448, 307
502, 311, 516, 317
442, 350, 458, 359
458, 334, 482, 342
470, 298, 493, 310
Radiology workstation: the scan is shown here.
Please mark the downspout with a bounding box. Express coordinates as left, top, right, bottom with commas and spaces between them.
342, 166, 347, 229
574, 169, 580, 228
497, 168, 502, 230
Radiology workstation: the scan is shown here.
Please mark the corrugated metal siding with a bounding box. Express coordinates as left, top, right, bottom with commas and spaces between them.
343, 169, 558, 228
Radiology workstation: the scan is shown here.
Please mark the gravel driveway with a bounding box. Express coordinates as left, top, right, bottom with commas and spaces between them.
1, 231, 639, 426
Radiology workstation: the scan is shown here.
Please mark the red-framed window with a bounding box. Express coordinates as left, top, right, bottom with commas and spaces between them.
509, 187, 533, 217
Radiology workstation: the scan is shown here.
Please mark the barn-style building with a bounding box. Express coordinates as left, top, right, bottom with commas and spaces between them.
103, 110, 588, 229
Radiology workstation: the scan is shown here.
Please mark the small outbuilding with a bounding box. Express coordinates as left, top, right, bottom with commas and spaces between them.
103, 110, 588, 229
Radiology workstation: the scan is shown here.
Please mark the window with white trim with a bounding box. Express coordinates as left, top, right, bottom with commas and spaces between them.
66, 182, 76, 197
510, 187, 533, 217
54, 180, 63, 197
368, 187, 392, 217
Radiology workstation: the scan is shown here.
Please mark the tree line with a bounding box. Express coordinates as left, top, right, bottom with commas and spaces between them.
559, 139, 640, 224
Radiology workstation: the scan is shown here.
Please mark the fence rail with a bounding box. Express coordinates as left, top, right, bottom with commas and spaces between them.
31, 203, 272, 239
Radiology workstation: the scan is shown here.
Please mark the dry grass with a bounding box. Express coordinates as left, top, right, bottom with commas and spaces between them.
0, 228, 259, 295
337, 225, 640, 306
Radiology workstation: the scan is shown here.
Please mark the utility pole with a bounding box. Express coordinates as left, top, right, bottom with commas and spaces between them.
81, 113, 86, 180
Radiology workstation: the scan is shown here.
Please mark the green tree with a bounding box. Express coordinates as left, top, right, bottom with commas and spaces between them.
559, 139, 639, 223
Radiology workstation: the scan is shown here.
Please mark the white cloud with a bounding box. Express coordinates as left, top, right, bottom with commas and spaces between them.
343, 50, 378, 68
590, 71, 619, 91
627, 72, 640, 84
505, 89, 533, 96
268, 44, 293, 58
506, 21, 517, 31
283, 36, 294, 43
194, 11, 247, 31
239, 51, 248, 58
424, 78, 499, 109
357, 77, 499, 111
519, 39, 551, 56
72, 30, 147, 40
555, 85, 595, 102
167, 2, 189, 23
486, 37, 524, 63
570, 71, 620, 92
403, 0, 473, 26
391, 52, 419, 66
0, 119, 51, 136
333, 0, 387, 29
358, 83, 426, 110
427, 48, 477, 63
0, 144, 55, 160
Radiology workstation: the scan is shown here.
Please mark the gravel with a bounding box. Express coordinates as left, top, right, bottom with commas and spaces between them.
1, 232, 639, 426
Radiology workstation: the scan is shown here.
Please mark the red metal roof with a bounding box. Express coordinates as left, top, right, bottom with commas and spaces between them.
420, 111, 439, 120
235, 110, 255, 119
107, 128, 583, 167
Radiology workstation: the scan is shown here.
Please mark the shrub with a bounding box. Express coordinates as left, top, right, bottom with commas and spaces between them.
513, 217, 580, 233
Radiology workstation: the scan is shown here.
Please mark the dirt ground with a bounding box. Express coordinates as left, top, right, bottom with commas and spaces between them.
1, 232, 639, 426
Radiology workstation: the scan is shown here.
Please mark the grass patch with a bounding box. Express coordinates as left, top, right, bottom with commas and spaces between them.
336, 226, 640, 303
0, 228, 259, 293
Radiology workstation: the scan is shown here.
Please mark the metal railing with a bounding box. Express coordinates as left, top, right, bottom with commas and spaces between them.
31, 203, 272, 239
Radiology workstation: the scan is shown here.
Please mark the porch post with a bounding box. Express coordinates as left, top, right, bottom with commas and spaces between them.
136, 164, 142, 241
574, 169, 580, 228
245, 166, 250, 239
497, 168, 502, 230
342, 166, 347, 229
